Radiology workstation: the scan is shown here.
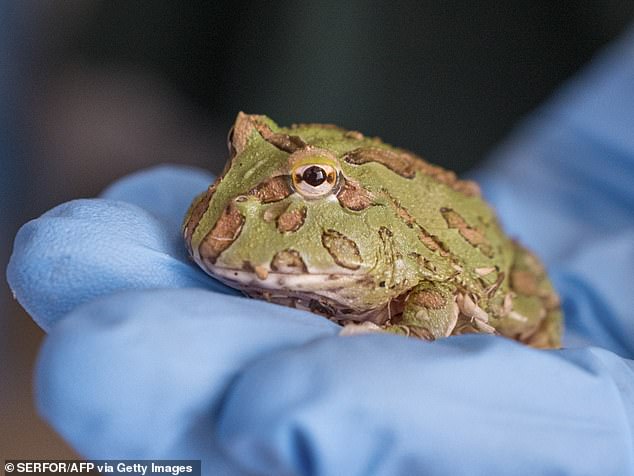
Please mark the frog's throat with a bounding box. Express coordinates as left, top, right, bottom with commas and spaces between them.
208, 266, 389, 324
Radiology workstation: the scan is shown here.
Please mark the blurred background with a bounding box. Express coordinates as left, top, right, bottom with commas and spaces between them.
2, 0, 633, 458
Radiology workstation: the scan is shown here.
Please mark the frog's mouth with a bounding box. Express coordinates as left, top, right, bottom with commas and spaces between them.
209, 266, 392, 324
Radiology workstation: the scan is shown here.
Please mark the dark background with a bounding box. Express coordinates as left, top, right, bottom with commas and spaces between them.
2, 1, 633, 457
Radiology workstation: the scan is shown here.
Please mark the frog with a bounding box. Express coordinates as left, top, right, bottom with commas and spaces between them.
183, 112, 562, 348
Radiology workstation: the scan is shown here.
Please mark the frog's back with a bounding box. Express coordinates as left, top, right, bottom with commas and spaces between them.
349, 145, 561, 347
294, 126, 560, 347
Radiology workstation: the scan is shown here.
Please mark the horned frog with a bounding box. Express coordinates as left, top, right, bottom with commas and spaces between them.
183, 113, 562, 348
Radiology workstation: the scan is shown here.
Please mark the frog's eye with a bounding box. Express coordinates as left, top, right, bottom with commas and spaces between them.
291, 163, 339, 198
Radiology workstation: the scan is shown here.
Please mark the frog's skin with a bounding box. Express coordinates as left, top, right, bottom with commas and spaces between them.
183, 113, 562, 348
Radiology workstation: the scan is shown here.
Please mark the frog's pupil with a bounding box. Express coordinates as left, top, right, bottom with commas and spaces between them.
302, 166, 327, 186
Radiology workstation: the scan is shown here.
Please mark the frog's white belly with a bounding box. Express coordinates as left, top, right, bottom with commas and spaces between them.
209, 266, 395, 324
211, 266, 363, 289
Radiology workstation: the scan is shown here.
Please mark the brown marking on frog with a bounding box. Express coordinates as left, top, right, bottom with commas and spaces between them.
440, 207, 493, 257
183, 180, 219, 253
276, 206, 307, 233
271, 249, 308, 274
510, 270, 539, 296
380, 189, 449, 255
345, 147, 419, 178
199, 202, 244, 265
336, 178, 373, 211
248, 175, 293, 203
410, 289, 446, 309
344, 147, 480, 197
380, 190, 416, 228
417, 228, 449, 254
254, 121, 307, 153
229, 112, 268, 155
321, 229, 363, 270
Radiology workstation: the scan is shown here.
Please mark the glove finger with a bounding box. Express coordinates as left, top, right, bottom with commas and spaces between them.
36, 288, 338, 468
100, 164, 214, 232
7, 198, 237, 331
216, 334, 634, 476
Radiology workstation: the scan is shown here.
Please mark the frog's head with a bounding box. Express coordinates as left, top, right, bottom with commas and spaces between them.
183, 112, 464, 321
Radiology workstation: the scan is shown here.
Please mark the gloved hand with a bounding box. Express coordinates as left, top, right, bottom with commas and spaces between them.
7, 29, 634, 476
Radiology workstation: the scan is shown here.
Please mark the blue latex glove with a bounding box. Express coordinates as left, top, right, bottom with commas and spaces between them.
7, 29, 634, 475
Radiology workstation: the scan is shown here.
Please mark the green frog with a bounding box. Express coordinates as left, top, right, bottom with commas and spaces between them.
183, 113, 562, 348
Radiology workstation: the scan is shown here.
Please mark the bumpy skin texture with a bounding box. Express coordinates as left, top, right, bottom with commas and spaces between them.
184, 114, 562, 348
